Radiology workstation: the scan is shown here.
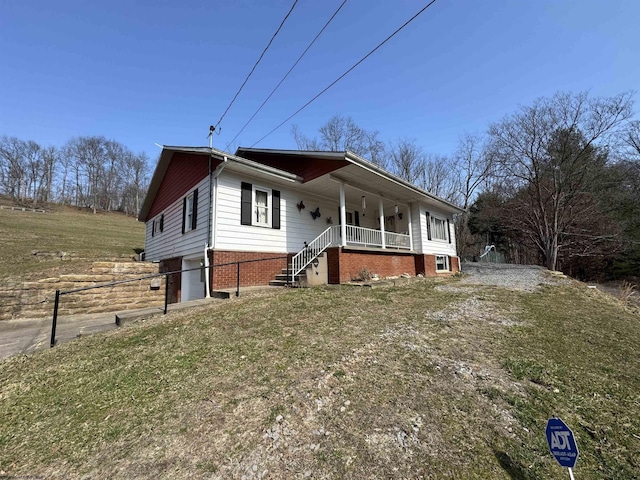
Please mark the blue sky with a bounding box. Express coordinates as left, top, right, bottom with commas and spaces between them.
1, 0, 639, 164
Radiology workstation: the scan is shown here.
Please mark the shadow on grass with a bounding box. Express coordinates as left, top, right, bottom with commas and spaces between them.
493, 449, 535, 480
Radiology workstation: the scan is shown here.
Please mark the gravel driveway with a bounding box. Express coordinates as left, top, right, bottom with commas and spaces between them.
459, 262, 566, 291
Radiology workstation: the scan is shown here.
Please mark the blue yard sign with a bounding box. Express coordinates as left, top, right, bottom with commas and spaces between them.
546, 417, 579, 478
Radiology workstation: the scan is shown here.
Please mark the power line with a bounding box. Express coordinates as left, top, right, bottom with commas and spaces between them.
250, 0, 439, 148
214, 0, 299, 131
225, 0, 349, 151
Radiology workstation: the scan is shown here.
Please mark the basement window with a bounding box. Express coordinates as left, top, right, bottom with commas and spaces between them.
436, 255, 449, 272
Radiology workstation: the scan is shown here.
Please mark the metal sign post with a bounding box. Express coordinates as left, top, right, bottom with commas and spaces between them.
546, 417, 579, 479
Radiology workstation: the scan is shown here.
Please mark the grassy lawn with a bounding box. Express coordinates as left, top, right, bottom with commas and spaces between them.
1, 279, 638, 478
0, 206, 144, 283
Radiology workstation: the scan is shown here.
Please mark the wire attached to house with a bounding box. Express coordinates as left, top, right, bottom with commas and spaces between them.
249, 0, 439, 148
213, 0, 299, 132
225, 0, 349, 151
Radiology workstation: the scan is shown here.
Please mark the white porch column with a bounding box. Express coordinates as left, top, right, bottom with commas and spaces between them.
407, 202, 414, 251
379, 198, 386, 249
339, 182, 347, 247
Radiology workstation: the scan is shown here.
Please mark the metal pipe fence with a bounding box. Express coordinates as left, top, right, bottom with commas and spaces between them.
50, 255, 289, 347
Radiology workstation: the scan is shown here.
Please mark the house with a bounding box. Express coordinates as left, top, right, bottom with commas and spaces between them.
138, 146, 464, 303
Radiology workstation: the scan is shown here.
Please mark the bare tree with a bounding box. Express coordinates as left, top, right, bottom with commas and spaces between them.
0, 136, 27, 200
488, 91, 634, 271
291, 115, 387, 168
421, 153, 458, 201
625, 120, 640, 159
388, 138, 425, 185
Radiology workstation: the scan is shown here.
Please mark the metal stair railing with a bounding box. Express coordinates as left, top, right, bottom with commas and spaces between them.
291, 226, 338, 283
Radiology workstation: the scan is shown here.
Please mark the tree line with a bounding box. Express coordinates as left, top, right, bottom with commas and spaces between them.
292, 91, 640, 280
0, 135, 151, 216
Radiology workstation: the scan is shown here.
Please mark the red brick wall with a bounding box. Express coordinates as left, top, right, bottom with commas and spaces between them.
450, 256, 460, 274
159, 257, 182, 303
326, 248, 417, 284
415, 254, 460, 276
209, 251, 288, 289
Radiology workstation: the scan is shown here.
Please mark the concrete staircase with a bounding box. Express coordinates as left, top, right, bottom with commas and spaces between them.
269, 265, 307, 287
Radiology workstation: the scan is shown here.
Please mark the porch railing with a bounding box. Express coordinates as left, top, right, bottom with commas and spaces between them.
344, 225, 411, 250
345, 225, 382, 248
290, 225, 412, 282
385, 231, 411, 249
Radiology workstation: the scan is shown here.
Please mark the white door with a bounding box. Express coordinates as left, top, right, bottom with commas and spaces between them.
181, 257, 205, 302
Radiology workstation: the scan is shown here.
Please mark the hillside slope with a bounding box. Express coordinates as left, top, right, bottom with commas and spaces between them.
1, 274, 638, 479
0, 205, 145, 283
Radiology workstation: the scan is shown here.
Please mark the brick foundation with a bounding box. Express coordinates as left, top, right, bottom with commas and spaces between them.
209, 250, 288, 289
327, 247, 417, 284
327, 248, 461, 284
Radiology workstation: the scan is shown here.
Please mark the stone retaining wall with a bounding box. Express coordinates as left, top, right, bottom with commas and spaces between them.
0, 262, 163, 321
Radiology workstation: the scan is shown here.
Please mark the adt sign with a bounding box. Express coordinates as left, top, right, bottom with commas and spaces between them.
546, 417, 579, 469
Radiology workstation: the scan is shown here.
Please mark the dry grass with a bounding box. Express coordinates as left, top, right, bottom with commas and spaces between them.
1, 278, 639, 479
618, 281, 637, 303
0, 206, 144, 283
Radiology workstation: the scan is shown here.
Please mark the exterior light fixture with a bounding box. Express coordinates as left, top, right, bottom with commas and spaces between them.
361, 196, 366, 211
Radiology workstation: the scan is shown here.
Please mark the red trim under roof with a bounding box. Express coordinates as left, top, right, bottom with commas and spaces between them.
147, 152, 219, 219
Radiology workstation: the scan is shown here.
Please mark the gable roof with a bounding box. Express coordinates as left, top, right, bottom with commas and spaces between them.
237, 147, 465, 214
139, 145, 464, 222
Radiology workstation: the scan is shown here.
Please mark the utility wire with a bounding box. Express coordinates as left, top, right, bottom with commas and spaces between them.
225, 0, 349, 150
214, 0, 299, 130
250, 0, 439, 148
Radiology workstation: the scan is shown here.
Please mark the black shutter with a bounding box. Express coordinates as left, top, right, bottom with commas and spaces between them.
354, 211, 360, 226
272, 189, 281, 229
447, 219, 451, 243
241, 182, 252, 225
191, 189, 198, 230
152, 220, 155, 237
182, 197, 187, 234
426, 211, 432, 241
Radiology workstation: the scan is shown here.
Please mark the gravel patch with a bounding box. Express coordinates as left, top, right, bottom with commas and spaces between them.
458, 262, 566, 291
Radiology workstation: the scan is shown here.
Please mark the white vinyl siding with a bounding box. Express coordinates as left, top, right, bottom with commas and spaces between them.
215, 171, 343, 253
144, 176, 210, 262
417, 204, 457, 257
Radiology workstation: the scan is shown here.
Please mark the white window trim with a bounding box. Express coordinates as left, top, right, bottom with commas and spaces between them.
435, 255, 450, 272
430, 215, 448, 242
252, 185, 272, 228
184, 192, 195, 233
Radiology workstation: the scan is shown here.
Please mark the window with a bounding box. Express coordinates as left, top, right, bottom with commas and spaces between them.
436, 255, 449, 272
152, 214, 164, 237
429, 215, 449, 241
184, 194, 194, 232
182, 189, 198, 234
254, 186, 270, 226
240, 182, 281, 229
